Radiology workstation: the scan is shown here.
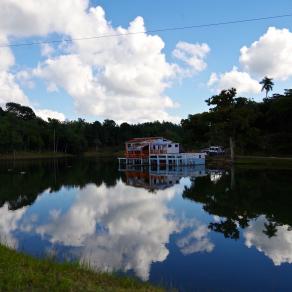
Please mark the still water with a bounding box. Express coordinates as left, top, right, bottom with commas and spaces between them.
0, 158, 292, 291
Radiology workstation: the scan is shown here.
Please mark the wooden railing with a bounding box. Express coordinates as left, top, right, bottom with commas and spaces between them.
150, 150, 167, 154
125, 151, 149, 159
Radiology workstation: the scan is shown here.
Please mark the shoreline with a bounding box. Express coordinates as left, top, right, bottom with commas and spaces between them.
0, 150, 124, 161
1, 151, 292, 168
207, 155, 292, 169
0, 244, 162, 291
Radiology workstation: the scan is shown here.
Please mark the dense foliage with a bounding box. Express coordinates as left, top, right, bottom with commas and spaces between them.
183, 168, 292, 240
0, 102, 182, 154
0, 87, 292, 156
182, 88, 292, 155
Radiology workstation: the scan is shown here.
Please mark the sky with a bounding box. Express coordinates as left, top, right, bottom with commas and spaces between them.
0, 0, 292, 123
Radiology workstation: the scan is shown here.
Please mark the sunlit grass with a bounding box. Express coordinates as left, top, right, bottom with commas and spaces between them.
0, 244, 163, 291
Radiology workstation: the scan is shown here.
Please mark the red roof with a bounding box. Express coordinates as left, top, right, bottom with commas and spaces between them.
126, 137, 163, 143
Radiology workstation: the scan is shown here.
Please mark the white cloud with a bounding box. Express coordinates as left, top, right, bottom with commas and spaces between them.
41, 43, 54, 57
176, 222, 214, 255
34, 182, 181, 280
34, 108, 65, 121
0, 23, 65, 119
0, 203, 26, 248
0, 176, 212, 281
244, 215, 292, 266
30, 9, 182, 123
240, 27, 292, 80
173, 41, 210, 75
208, 67, 261, 95
0, 71, 30, 106
0, 1, 210, 123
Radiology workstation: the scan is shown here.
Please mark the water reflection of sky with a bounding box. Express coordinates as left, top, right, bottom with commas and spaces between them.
0, 178, 214, 281
1, 161, 292, 291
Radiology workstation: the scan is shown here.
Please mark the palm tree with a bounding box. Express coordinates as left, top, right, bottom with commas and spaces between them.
260, 76, 274, 98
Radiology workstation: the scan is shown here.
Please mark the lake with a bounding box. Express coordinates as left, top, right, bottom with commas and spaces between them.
0, 158, 292, 291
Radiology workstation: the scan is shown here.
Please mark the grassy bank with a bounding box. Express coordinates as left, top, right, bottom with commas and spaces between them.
0, 149, 124, 160
0, 245, 163, 292
0, 151, 73, 160
235, 155, 292, 169
206, 155, 292, 169
84, 149, 124, 158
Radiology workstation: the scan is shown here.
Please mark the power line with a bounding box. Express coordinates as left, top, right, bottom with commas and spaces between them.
1, 13, 292, 48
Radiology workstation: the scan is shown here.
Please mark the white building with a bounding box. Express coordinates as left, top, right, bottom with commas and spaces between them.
119, 137, 205, 166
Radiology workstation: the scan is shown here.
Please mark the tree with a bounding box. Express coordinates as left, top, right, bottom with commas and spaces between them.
260, 76, 274, 98
6, 102, 36, 120
205, 88, 237, 161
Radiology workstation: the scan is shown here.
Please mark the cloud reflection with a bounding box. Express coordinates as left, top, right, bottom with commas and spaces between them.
0, 203, 26, 248
244, 215, 292, 266
0, 179, 214, 280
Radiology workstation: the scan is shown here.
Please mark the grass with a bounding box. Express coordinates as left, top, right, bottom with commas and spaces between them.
84, 149, 124, 158
0, 151, 72, 160
206, 155, 292, 169
0, 245, 163, 292
235, 155, 292, 169
0, 149, 124, 160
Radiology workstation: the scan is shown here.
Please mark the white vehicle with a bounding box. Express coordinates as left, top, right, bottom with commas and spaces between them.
202, 146, 225, 156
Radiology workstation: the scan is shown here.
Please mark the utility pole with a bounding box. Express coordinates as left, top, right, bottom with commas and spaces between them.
230, 136, 234, 163
53, 128, 56, 154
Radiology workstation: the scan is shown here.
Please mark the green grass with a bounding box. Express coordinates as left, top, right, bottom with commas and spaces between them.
84, 149, 124, 158
0, 151, 72, 160
207, 155, 292, 169
0, 245, 163, 292
235, 155, 292, 169
0, 149, 124, 160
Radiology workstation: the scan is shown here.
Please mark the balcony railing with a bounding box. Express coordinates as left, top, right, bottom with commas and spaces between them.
150, 150, 167, 154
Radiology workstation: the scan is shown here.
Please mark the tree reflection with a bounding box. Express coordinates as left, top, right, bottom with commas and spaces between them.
0, 158, 121, 210
183, 168, 292, 240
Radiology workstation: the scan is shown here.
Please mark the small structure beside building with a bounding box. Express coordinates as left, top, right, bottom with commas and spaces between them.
201, 145, 225, 156
118, 137, 205, 167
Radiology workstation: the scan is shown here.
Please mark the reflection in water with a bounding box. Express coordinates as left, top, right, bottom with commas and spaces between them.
0, 158, 292, 290
121, 164, 207, 190
0, 160, 212, 281
245, 215, 292, 266
0, 203, 26, 248
183, 168, 292, 242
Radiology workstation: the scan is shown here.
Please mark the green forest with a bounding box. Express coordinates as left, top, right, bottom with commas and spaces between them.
1, 83, 292, 156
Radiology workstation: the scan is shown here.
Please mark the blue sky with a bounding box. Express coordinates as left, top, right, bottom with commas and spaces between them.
1, 0, 292, 122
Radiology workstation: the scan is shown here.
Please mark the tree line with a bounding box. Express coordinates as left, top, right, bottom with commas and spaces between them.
182, 78, 292, 156
0, 77, 291, 156
0, 102, 182, 154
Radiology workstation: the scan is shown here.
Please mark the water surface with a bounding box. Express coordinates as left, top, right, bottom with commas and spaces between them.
0, 158, 292, 291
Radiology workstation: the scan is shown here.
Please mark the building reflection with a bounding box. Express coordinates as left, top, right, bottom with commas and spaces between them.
120, 164, 207, 190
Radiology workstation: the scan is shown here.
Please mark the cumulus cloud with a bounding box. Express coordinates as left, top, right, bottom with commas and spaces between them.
0, 203, 26, 248
40, 43, 54, 57
173, 41, 210, 75
176, 221, 214, 255
244, 216, 292, 266
34, 109, 65, 121
30, 9, 181, 123
2, 175, 213, 281
240, 27, 292, 80
0, 26, 65, 120
208, 26, 292, 95
208, 67, 261, 95
0, 1, 210, 122
34, 182, 181, 280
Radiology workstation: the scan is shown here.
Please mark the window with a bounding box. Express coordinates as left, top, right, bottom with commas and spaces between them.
168, 145, 171, 148
153, 145, 156, 150
175, 144, 178, 147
